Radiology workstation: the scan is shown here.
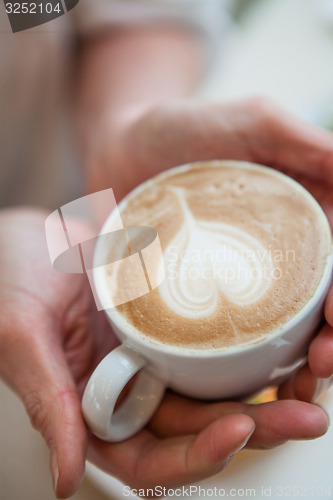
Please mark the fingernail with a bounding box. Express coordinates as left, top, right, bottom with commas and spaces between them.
313, 377, 333, 401
50, 448, 59, 495
53, 467, 59, 494
233, 429, 255, 454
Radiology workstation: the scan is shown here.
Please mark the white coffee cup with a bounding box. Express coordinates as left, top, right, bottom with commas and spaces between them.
82, 162, 333, 442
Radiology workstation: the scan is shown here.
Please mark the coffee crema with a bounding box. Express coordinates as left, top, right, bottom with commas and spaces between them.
105, 161, 331, 349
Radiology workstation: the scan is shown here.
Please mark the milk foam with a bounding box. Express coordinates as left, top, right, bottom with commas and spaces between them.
159, 188, 273, 318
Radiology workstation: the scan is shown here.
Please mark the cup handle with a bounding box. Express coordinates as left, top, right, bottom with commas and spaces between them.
82, 344, 166, 441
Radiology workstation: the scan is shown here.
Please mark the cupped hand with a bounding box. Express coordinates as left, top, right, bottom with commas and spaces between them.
0, 208, 329, 499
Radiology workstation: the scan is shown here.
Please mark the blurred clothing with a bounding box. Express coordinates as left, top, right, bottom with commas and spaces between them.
0, 0, 228, 209
0, 3, 75, 208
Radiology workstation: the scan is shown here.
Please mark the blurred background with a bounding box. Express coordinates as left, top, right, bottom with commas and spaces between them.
1, 0, 333, 499
199, 0, 333, 128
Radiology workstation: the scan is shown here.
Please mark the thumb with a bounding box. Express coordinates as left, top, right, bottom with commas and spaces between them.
1, 320, 87, 499
89, 413, 255, 489
25, 381, 87, 499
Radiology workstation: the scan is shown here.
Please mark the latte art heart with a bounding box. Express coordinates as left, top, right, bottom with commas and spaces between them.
159, 188, 274, 318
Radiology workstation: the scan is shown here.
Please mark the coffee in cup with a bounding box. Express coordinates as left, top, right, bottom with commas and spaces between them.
107, 161, 331, 349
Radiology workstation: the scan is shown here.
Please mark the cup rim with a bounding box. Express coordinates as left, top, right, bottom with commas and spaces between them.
93, 160, 333, 357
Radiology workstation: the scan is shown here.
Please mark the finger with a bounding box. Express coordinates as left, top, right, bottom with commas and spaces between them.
148, 392, 245, 437
289, 364, 333, 402
245, 400, 329, 449
149, 392, 328, 449
240, 97, 333, 184
308, 323, 333, 378
277, 375, 297, 400
24, 354, 87, 499
88, 414, 255, 490
277, 365, 332, 403
1, 321, 87, 499
278, 364, 317, 403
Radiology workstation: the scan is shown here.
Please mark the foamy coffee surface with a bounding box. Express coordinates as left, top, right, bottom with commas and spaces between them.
107, 162, 331, 349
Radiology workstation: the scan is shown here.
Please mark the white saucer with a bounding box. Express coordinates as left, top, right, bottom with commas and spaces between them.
86, 387, 333, 500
